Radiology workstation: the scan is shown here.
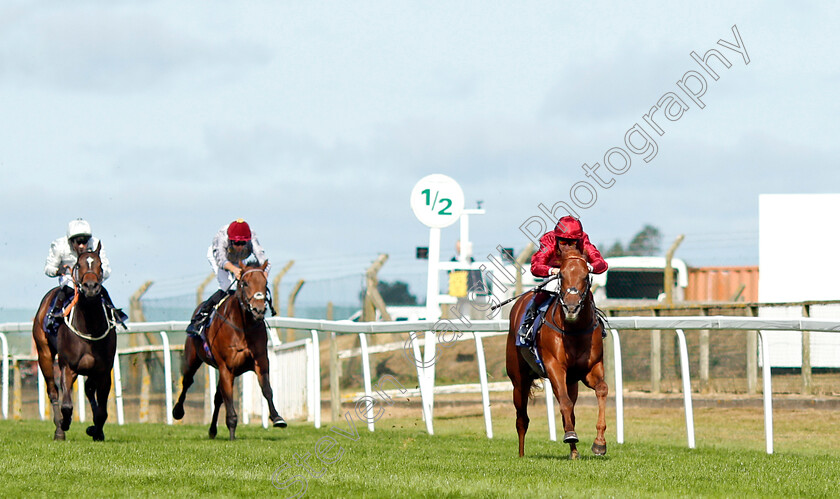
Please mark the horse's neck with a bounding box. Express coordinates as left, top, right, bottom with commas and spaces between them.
76, 296, 107, 329
223, 293, 257, 333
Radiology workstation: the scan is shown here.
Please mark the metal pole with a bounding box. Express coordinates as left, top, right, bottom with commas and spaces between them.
113, 354, 125, 425
359, 333, 374, 432
0, 333, 7, 420
758, 331, 774, 454
545, 378, 556, 442
160, 332, 174, 425
409, 332, 434, 435
77, 376, 85, 422
675, 329, 695, 449
38, 369, 46, 421
310, 329, 321, 429
611, 329, 624, 444
473, 332, 493, 439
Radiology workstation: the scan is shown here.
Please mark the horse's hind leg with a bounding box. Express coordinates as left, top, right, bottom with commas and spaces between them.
85, 374, 109, 441
584, 364, 609, 456
512, 376, 533, 457
173, 336, 203, 421
254, 355, 286, 428
34, 333, 63, 439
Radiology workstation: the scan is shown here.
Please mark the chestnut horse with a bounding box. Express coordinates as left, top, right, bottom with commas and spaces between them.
506, 244, 608, 459
32, 242, 118, 441
173, 261, 287, 439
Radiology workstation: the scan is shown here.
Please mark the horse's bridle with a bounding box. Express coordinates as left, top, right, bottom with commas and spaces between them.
551, 255, 591, 308
72, 251, 103, 288
237, 268, 268, 318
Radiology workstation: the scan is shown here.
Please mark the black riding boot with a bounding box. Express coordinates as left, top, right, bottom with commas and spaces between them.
101, 287, 129, 326
46, 286, 73, 334
186, 289, 228, 335
517, 297, 540, 344
50, 286, 73, 318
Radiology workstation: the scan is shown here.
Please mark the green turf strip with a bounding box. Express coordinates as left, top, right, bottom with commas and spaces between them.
1, 408, 838, 498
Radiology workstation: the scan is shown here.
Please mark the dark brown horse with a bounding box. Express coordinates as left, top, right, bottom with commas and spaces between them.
173, 261, 287, 439
506, 244, 608, 459
32, 242, 118, 441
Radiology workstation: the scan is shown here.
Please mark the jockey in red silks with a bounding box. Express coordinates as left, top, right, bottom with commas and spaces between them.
518, 216, 608, 342
186, 219, 270, 335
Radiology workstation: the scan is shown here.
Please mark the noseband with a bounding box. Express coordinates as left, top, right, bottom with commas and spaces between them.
554, 255, 591, 309
238, 268, 268, 317
73, 252, 103, 288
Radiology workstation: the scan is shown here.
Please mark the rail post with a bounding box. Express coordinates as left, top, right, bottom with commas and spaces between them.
0, 333, 7, 420
160, 332, 174, 425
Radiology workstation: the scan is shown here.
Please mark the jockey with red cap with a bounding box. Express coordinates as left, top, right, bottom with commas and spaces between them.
518, 216, 608, 342
186, 219, 271, 335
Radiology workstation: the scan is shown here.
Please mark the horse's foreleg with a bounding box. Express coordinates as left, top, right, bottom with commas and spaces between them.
254, 356, 286, 428
545, 363, 578, 458
59, 366, 77, 433
173, 337, 203, 421
218, 367, 237, 440
86, 373, 109, 441
209, 384, 223, 439
585, 364, 609, 456
84, 375, 98, 416
565, 380, 579, 459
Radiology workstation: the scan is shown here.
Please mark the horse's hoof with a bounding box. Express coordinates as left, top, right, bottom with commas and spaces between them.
209, 427, 217, 439
172, 405, 185, 420
54, 432, 65, 441
86, 425, 105, 441
60, 407, 73, 431
272, 416, 287, 428
569, 449, 579, 460
563, 431, 579, 444
592, 442, 607, 456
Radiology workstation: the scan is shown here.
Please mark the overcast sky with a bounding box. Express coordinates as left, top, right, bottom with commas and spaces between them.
1, 1, 837, 313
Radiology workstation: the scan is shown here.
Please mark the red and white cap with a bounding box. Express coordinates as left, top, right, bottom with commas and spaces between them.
227, 219, 251, 242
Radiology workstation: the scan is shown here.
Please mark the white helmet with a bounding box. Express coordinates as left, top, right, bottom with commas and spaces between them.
66, 218, 92, 240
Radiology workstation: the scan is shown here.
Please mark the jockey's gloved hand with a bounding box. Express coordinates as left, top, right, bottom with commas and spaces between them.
587, 263, 594, 273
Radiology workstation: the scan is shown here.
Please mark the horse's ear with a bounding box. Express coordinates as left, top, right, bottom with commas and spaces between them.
239, 260, 246, 270
95, 241, 102, 253
261, 260, 269, 271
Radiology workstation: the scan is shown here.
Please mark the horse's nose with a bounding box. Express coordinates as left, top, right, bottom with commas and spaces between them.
563, 302, 582, 317
83, 281, 100, 295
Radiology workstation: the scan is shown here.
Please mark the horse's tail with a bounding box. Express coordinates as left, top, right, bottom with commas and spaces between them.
527, 378, 538, 400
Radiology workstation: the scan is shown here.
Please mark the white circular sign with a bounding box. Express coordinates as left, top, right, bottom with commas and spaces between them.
410, 174, 465, 228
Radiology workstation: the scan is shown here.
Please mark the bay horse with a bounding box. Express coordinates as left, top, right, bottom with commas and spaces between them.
506, 244, 608, 459
173, 260, 287, 439
32, 242, 118, 441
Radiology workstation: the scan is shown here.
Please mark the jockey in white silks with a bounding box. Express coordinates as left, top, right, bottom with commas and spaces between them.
43, 218, 127, 329
186, 219, 270, 335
